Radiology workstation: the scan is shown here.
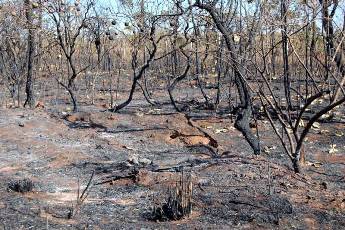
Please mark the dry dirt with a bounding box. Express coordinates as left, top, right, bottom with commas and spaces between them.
0, 101, 344, 229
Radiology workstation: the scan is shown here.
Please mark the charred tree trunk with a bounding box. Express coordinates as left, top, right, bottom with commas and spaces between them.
215, 38, 224, 105
194, 0, 261, 155
270, 26, 276, 78
319, 0, 345, 102
168, 55, 191, 112
24, 0, 36, 108
110, 27, 158, 112
58, 81, 78, 112
281, 0, 292, 112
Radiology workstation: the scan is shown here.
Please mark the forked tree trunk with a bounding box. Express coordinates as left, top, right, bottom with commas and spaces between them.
110, 24, 158, 112
194, 0, 261, 155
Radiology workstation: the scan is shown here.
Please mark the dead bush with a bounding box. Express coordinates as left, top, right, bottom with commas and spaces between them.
7, 178, 34, 193
149, 170, 193, 221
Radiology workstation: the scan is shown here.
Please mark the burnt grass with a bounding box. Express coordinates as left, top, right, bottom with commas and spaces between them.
0, 82, 344, 229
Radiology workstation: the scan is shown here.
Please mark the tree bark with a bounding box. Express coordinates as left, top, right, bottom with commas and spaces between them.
194, 0, 260, 155
319, 0, 345, 102
24, 0, 36, 108
110, 33, 158, 112
281, 0, 292, 112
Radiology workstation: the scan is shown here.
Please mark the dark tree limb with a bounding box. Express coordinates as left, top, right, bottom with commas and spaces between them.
110, 25, 158, 112
24, 0, 36, 108
194, 0, 260, 155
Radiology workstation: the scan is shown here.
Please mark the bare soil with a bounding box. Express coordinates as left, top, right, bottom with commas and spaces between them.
0, 94, 344, 229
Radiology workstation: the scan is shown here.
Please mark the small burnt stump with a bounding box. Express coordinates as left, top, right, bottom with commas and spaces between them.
149, 171, 193, 222
8, 178, 34, 193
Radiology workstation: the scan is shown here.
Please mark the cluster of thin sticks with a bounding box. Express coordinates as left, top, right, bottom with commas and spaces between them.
152, 169, 193, 221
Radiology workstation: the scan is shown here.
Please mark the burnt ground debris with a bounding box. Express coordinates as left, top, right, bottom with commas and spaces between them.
0, 100, 344, 229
